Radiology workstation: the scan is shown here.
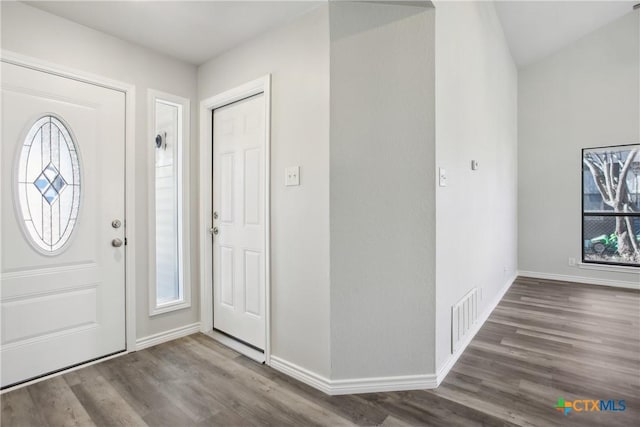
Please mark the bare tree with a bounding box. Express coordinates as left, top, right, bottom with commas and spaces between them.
583, 148, 640, 261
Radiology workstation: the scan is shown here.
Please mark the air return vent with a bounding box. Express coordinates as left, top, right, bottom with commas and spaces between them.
451, 288, 478, 353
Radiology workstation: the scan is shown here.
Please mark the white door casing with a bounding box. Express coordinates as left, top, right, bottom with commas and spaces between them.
213, 93, 266, 350
1, 61, 127, 388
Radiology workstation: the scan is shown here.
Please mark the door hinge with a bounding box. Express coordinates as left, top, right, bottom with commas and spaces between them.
124, 237, 128, 246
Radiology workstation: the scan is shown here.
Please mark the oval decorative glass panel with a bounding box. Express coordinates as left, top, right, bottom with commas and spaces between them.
17, 115, 81, 253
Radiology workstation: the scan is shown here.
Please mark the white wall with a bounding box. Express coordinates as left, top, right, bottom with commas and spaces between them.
198, 0, 517, 384
518, 10, 640, 286
434, 1, 518, 370
1, 2, 200, 339
329, 1, 437, 378
198, 6, 331, 377
12, 0, 632, 392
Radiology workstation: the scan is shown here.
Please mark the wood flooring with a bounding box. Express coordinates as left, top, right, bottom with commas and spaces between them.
2, 277, 639, 426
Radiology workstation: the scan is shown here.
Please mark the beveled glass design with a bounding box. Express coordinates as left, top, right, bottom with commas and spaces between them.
17, 116, 81, 253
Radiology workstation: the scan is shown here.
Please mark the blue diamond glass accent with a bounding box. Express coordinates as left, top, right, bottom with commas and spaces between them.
42, 186, 59, 204
43, 163, 58, 181
51, 175, 67, 193
34, 175, 49, 191
33, 163, 66, 205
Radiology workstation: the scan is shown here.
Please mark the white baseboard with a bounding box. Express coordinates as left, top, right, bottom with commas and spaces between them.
5, 322, 201, 392
329, 373, 438, 395
270, 356, 333, 394
436, 273, 517, 385
271, 275, 518, 396
135, 322, 200, 351
435, 269, 638, 385
270, 356, 437, 395
518, 270, 639, 290
267, 270, 635, 395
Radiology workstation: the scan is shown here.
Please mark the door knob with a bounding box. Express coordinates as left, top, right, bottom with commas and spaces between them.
111, 238, 123, 247
210, 227, 219, 235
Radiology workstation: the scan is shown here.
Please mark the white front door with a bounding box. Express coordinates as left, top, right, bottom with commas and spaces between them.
1, 61, 126, 388
212, 94, 266, 350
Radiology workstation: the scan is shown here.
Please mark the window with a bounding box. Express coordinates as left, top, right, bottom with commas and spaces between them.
149, 91, 191, 314
582, 144, 640, 267
17, 115, 81, 254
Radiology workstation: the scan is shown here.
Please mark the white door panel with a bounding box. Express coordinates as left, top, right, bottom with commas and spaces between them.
1, 62, 126, 387
213, 94, 265, 349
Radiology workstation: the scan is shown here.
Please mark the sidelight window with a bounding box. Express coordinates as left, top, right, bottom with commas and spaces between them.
148, 91, 191, 314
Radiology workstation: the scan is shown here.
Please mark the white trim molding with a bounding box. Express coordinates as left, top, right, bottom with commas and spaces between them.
147, 89, 192, 316
273, 274, 518, 395
330, 374, 438, 396
436, 273, 517, 386
0, 49, 137, 355
518, 270, 639, 290
135, 322, 201, 351
270, 356, 438, 396
269, 357, 333, 395
577, 262, 639, 274
199, 75, 272, 363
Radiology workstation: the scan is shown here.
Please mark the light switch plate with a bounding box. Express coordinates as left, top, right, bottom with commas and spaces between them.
439, 168, 447, 187
285, 166, 300, 186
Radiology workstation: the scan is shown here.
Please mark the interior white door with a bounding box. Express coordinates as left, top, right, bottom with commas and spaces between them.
212, 94, 265, 350
1, 61, 126, 388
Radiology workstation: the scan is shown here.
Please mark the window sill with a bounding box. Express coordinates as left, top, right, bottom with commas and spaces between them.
578, 262, 640, 274
150, 300, 191, 316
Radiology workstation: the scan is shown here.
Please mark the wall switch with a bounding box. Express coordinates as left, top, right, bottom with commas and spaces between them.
568, 257, 576, 266
285, 166, 300, 186
471, 160, 479, 170
438, 168, 447, 187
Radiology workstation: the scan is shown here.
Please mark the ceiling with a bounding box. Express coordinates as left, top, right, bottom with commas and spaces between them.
25, 1, 323, 65
494, 0, 638, 67
24, 1, 639, 68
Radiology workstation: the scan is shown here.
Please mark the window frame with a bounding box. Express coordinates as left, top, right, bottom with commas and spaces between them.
148, 89, 191, 315
15, 114, 83, 256
581, 143, 640, 268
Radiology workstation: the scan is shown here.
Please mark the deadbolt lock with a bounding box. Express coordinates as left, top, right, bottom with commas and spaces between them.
213, 211, 219, 220
112, 219, 122, 229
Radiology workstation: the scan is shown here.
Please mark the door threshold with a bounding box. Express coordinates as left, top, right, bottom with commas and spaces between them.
206, 330, 265, 364
1, 349, 126, 394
